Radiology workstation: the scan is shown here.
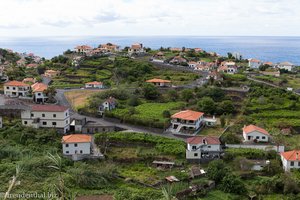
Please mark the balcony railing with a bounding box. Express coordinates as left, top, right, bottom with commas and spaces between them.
171, 120, 196, 125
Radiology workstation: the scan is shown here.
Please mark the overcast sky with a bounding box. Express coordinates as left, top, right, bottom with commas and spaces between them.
0, 0, 299, 37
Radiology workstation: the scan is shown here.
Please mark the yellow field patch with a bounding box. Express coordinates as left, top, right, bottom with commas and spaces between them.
64, 89, 101, 110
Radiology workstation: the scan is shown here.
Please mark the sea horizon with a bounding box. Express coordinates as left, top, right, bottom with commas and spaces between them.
1, 35, 300, 65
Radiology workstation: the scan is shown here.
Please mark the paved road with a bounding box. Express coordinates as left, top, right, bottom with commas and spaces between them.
55, 89, 183, 140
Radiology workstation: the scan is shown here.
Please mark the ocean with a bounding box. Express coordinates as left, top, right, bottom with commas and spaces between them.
0, 36, 299, 65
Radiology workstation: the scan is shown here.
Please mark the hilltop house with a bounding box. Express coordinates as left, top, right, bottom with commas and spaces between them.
169, 56, 187, 65
99, 43, 120, 52
248, 59, 263, 69
281, 150, 300, 171
62, 134, 92, 156
186, 136, 222, 162
217, 65, 237, 74
242, 124, 270, 142
146, 78, 171, 87
44, 70, 60, 78
188, 61, 197, 68
21, 105, 70, 134
85, 81, 104, 89
151, 52, 165, 63
4, 81, 30, 97
128, 43, 145, 55
31, 82, 48, 103
170, 110, 205, 135
276, 62, 295, 72
74, 45, 93, 54
98, 97, 117, 116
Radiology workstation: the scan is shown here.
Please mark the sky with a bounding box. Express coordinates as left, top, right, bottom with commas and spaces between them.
0, 0, 300, 37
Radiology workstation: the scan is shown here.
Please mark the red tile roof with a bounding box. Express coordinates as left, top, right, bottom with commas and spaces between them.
62, 134, 92, 143
75, 45, 92, 50
86, 81, 103, 85
31, 105, 69, 112
281, 150, 300, 161
4, 80, 29, 87
146, 78, 171, 83
243, 125, 269, 136
187, 136, 220, 145
249, 59, 261, 63
171, 110, 204, 121
31, 82, 48, 92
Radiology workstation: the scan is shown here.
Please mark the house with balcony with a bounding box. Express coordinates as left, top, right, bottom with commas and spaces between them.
170, 110, 205, 135
74, 45, 93, 54
281, 150, 300, 172
248, 59, 263, 69
4, 81, 30, 97
186, 136, 222, 163
21, 105, 70, 134
99, 43, 120, 52
276, 62, 295, 72
31, 82, 48, 103
128, 43, 145, 55
242, 124, 270, 142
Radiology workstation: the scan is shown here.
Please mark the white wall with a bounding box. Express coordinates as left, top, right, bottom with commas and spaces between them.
281, 156, 300, 171
187, 143, 221, 151
4, 86, 30, 97
226, 144, 285, 152
63, 142, 91, 155
243, 130, 269, 142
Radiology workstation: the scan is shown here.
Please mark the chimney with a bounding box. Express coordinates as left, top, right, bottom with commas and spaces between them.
296, 152, 299, 160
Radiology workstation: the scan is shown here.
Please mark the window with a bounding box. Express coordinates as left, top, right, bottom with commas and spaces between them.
74, 143, 78, 147
194, 153, 198, 157
38, 93, 41, 96
6, 87, 9, 89
52, 122, 57, 126
42, 122, 47, 125
66, 151, 69, 154
31, 113, 34, 117
53, 114, 56, 118
66, 144, 69, 147
42, 114, 45, 117
13, 87, 16, 90
262, 136, 266, 139
298, 162, 300, 167
256, 136, 259, 139
66, 112, 68, 116
192, 146, 197, 150
208, 146, 211, 148
24, 121, 28, 125
80, 150, 83, 154
66, 120, 68, 124
291, 161, 294, 166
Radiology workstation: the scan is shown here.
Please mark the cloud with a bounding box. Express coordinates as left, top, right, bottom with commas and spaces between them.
0, 0, 299, 36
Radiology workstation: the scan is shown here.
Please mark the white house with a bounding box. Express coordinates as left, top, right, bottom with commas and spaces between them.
74, 45, 93, 54
188, 61, 197, 68
170, 110, 204, 135
281, 150, 300, 172
186, 136, 222, 162
248, 59, 263, 69
146, 78, 172, 87
31, 82, 48, 103
4, 81, 30, 97
128, 43, 145, 55
21, 105, 70, 134
276, 62, 295, 72
62, 134, 92, 155
85, 81, 104, 89
242, 124, 270, 142
98, 97, 117, 116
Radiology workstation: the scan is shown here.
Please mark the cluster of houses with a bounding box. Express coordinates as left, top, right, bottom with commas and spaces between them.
74, 43, 145, 57
248, 58, 295, 72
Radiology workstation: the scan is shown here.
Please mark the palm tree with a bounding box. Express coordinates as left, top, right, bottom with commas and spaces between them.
4, 165, 22, 200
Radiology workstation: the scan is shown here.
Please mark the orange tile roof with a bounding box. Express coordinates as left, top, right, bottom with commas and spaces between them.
86, 81, 103, 85
4, 80, 29, 87
31, 82, 48, 92
243, 124, 269, 136
281, 150, 300, 161
249, 59, 261, 63
22, 78, 36, 83
187, 136, 220, 145
171, 110, 204, 121
146, 78, 171, 83
75, 45, 92, 50
62, 134, 92, 143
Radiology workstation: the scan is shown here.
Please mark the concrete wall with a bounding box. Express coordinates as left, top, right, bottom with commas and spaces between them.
226, 144, 285, 152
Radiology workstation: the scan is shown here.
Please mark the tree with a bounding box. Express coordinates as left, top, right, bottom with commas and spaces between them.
167, 90, 179, 102
207, 160, 229, 183
227, 52, 233, 59
162, 110, 171, 118
221, 173, 246, 194
197, 97, 215, 114
259, 64, 270, 71
142, 84, 160, 100
217, 100, 235, 114
44, 86, 57, 103
128, 96, 140, 106
181, 89, 194, 102
220, 114, 226, 127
